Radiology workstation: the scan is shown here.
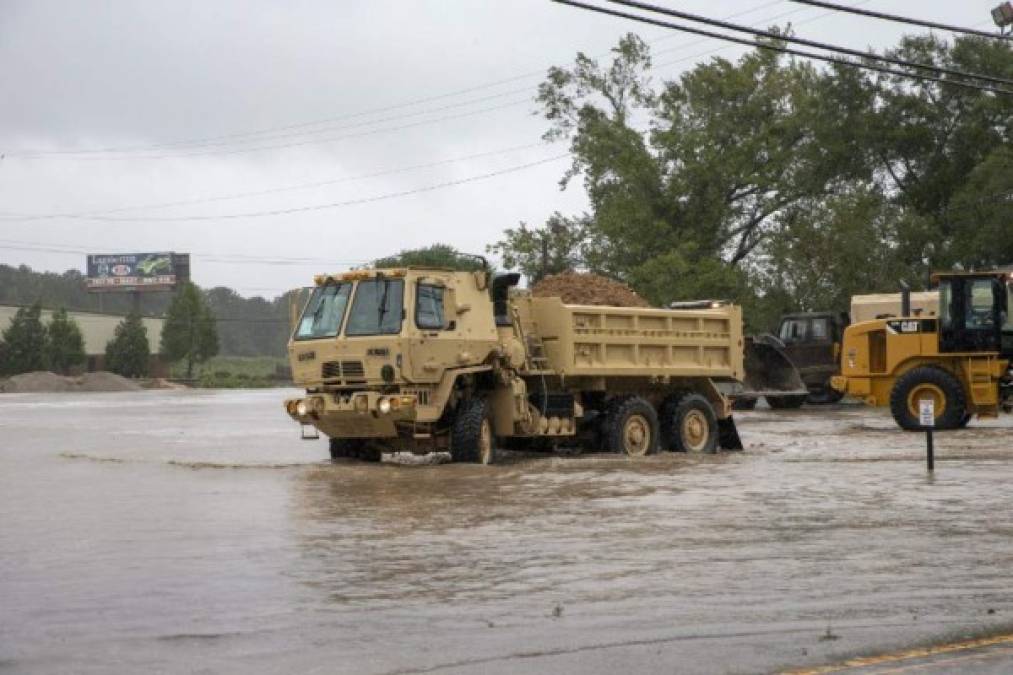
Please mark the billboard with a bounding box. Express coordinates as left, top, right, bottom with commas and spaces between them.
86, 252, 190, 292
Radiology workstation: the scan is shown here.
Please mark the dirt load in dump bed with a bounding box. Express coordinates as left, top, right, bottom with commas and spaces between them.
531, 272, 650, 308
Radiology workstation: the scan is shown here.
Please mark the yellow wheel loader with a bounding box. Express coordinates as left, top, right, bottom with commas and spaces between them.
831, 271, 1013, 430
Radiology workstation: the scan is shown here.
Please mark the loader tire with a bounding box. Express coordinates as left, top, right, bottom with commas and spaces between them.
451, 397, 498, 465
661, 393, 718, 454
766, 394, 807, 409
603, 396, 658, 457
889, 366, 966, 431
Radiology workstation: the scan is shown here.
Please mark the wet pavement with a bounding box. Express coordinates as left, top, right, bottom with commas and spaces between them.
2, 389, 1013, 674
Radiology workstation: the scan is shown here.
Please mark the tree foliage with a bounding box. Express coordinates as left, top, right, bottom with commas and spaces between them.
161, 283, 219, 378
105, 313, 150, 378
492, 32, 1013, 331
0, 302, 48, 375
373, 243, 488, 271
47, 307, 86, 375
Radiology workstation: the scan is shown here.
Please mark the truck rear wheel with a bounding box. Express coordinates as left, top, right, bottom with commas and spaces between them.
661, 393, 718, 453
604, 396, 658, 457
889, 366, 966, 431
451, 397, 498, 465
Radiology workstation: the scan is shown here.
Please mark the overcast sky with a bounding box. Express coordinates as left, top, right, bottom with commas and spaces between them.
0, 0, 999, 297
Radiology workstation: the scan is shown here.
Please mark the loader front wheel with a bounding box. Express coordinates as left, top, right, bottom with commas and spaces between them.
889, 366, 966, 431
451, 397, 498, 465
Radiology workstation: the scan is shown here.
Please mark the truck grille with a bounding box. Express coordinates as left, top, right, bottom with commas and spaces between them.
321, 360, 366, 384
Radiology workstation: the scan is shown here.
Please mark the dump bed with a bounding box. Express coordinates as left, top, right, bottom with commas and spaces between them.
522, 296, 744, 380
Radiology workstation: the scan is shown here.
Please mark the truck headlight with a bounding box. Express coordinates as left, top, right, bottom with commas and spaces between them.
296, 400, 308, 416
378, 397, 392, 414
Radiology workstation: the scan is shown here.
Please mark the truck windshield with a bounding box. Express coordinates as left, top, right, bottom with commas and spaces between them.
294, 283, 351, 340
345, 278, 405, 336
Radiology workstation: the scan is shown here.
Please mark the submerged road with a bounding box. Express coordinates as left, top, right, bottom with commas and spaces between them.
1, 389, 1012, 674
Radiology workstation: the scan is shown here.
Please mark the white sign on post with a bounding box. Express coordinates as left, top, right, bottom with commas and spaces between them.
919, 400, 935, 428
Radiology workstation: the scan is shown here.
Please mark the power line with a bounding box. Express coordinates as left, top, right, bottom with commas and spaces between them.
0, 238, 369, 267
0, 153, 570, 222
1, 0, 806, 159
0, 142, 548, 220
6, 87, 536, 159
607, 0, 1013, 88
788, 0, 1013, 41
551, 0, 1013, 96
8, 97, 535, 161
651, 0, 873, 69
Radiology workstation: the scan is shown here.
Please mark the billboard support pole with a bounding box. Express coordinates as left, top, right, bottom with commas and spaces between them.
131, 291, 141, 316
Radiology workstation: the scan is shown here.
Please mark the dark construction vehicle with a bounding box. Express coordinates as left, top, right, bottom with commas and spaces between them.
773, 312, 851, 405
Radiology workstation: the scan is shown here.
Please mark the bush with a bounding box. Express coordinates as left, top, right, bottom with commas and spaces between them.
0, 302, 48, 375
105, 313, 149, 378
48, 307, 86, 375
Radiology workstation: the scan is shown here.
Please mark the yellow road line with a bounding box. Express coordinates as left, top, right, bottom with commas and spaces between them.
782, 633, 1013, 674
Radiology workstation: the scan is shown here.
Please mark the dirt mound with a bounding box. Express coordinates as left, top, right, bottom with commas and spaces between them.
2, 371, 75, 393
1, 371, 143, 393
531, 272, 650, 307
78, 372, 142, 392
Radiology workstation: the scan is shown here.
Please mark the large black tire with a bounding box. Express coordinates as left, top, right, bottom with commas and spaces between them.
450, 397, 498, 464
732, 397, 758, 411
603, 396, 659, 457
889, 366, 966, 431
595, 395, 632, 451
806, 387, 845, 405
660, 393, 718, 453
766, 394, 807, 409
328, 438, 381, 462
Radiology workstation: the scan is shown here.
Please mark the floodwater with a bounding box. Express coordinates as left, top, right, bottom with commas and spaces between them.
2, 389, 1013, 674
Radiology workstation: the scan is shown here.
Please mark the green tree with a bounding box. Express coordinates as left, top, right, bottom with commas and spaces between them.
105, 312, 149, 378
47, 307, 86, 375
0, 302, 49, 375
373, 244, 487, 271
161, 283, 219, 378
487, 212, 589, 282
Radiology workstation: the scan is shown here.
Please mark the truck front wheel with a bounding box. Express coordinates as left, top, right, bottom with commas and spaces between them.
328, 438, 380, 462
605, 396, 658, 457
451, 397, 498, 465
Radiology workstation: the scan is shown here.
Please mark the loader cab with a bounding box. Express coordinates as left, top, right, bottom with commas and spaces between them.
935, 272, 1012, 357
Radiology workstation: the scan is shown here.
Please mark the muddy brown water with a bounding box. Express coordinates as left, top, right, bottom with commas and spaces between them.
1, 389, 1012, 674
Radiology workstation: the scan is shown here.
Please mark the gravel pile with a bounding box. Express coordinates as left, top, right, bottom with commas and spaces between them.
531, 272, 650, 307
1, 371, 143, 393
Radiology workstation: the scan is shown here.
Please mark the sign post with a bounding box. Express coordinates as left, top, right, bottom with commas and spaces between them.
919, 399, 935, 471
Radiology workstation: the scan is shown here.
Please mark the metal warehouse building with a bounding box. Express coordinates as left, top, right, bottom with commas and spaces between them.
0, 306, 166, 375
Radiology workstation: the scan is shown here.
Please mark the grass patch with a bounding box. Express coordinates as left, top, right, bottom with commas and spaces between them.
170, 356, 291, 388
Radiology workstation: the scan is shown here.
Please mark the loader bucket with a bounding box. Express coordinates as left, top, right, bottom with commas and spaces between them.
741, 335, 806, 394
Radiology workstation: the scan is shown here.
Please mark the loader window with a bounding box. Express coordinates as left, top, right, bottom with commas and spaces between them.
966, 279, 995, 329
294, 283, 351, 340
345, 278, 405, 336
415, 284, 445, 330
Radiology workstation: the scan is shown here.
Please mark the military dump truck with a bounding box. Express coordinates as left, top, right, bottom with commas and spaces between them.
832, 271, 1013, 429
284, 266, 752, 463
